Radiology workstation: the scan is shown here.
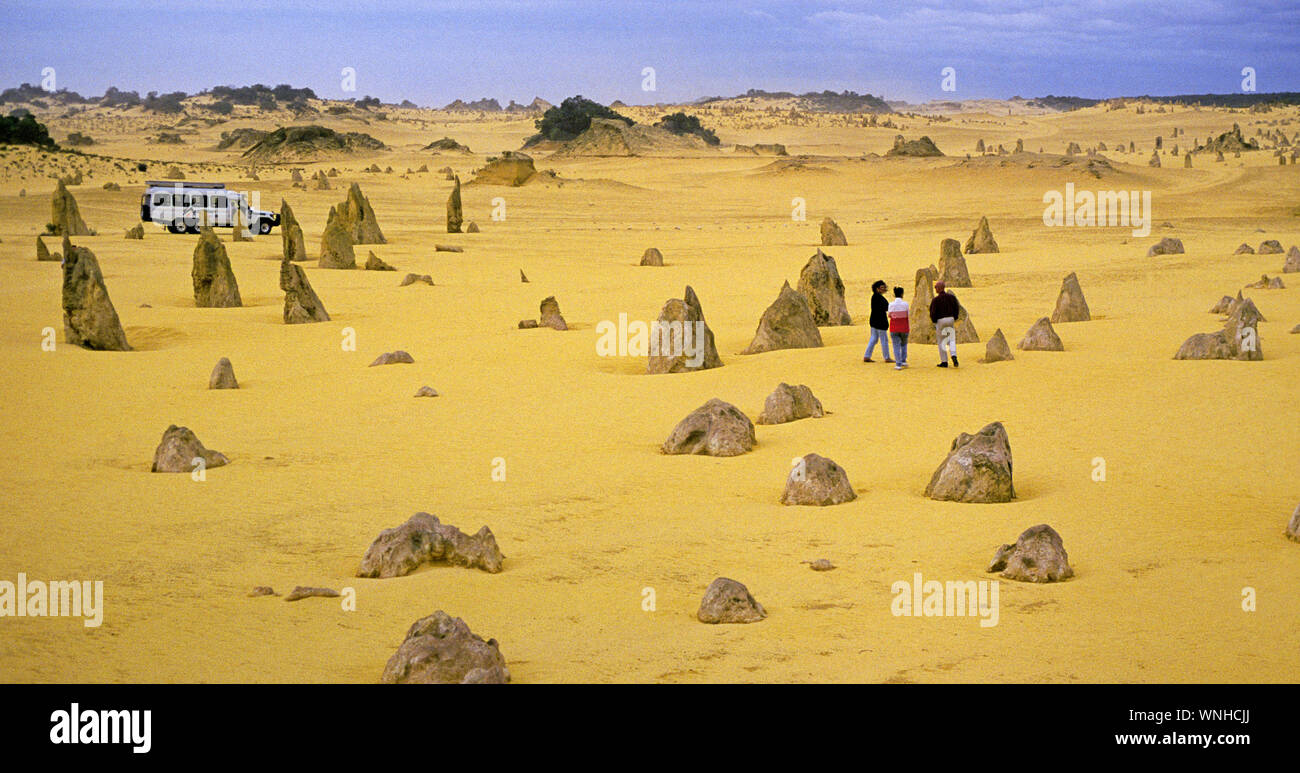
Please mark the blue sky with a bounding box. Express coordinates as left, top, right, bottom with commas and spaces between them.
2, 1, 1296, 106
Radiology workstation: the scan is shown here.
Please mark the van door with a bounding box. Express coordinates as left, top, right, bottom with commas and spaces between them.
209, 194, 228, 227
150, 191, 173, 225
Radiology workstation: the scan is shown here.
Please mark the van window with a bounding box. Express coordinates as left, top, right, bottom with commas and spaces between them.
152, 193, 170, 207
186, 193, 206, 208
210, 196, 226, 209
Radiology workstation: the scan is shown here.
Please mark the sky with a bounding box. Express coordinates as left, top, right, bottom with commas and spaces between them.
1, 0, 1297, 107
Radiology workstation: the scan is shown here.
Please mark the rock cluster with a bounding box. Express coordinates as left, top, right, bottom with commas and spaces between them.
358, 512, 504, 577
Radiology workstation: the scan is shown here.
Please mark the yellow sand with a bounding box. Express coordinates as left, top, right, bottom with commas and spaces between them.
0, 103, 1297, 683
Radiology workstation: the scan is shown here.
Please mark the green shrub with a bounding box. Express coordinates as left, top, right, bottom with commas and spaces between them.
534, 96, 633, 142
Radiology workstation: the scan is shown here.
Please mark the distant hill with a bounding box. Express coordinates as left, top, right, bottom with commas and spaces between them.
700, 89, 893, 113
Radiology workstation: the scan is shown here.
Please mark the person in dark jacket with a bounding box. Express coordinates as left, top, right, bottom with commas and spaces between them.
863, 279, 893, 363
929, 280, 960, 367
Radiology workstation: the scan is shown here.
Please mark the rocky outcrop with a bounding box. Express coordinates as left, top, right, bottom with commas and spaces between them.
1287, 503, 1300, 542
539, 296, 567, 330
782, 453, 856, 506
446, 175, 462, 233
886, 135, 943, 157
125, 223, 144, 240
1147, 237, 1184, 256
151, 425, 228, 473
358, 512, 504, 577
697, 578, 766, 624
62, 244, 130, 350
365, 251, 395, 271
964, 216, 998, 253
51, 179, 92, 236
399, 273, 434, 286
662, 398, 755, 457
639, 247, 664, 266
980, 328, 1014, 363
280, 259, 330, 323
281, 200, 307, 261
381, 611, 510, 684
370, 351, 414, 366
1018, 317, 1064, 351
319, 206, 357, 269
1284, 246, 1300, 273
938, 247, 972, 288
1050, 272, 1090, 322
797, 249, 851, 325
924, 421, 1015, 503
819, 217, 847, 246
646, 285, 723, 374
742, 281, 823, 354
757, 383, 824, 425
472, 151, 536, 186
209, 357, 238, 389
36, 236, 59, 262
1258, 239, 1283, 254
336, 183, 386, 243
987, 524, 1073, 583
192, 228, 242, 307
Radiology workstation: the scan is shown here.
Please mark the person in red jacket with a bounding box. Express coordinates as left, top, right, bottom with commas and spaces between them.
887, 286, 909, 370
929, 280, 960, 368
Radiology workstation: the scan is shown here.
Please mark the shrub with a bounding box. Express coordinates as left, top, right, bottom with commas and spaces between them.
655, 112, 720, 145
534, 95, 633, 142
0, 113, 57, 148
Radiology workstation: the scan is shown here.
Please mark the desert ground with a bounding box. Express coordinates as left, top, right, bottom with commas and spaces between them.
0, 98, 1297, 682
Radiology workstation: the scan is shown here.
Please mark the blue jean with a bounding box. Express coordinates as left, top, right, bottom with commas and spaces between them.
890, 332, 908, 365
865, 327, 891, 359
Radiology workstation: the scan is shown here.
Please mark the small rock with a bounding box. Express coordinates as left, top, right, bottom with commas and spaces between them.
756, 383, 824, 425
381, 611, 510, 684
640, 247, 664, 266
414, 386, 439, 397
365, 251, 396, 271
804, 559, 836, 572
398, 273, 434, 286
1147, 237, 1184, 256
248, 586, 278, 597
435, 244, 464, 253
284, 586, 340, 602
925, 421, 1015, 503
539, 296, 567, 330
518, 319, 539, 329
1018, 317, 1064, 351
981, 328, 1014, 363
697, 578, 766, 624
662, 398, 755, 457
208, 357, 238, 389
151, 425, 228, 473
986, 524, 1074, 583
782, 453, 856, 506
370, 351, 414, 366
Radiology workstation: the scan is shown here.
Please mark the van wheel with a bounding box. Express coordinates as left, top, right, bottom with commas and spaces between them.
168, 220, 186, 234
257, 219, 272, 235
187, 225, 201, 235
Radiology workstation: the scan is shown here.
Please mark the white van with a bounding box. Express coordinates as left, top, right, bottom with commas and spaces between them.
140, 181, 279, 235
